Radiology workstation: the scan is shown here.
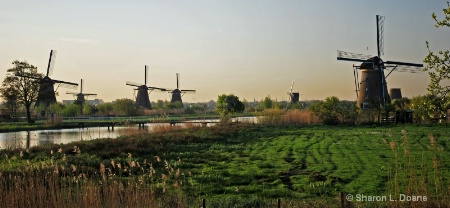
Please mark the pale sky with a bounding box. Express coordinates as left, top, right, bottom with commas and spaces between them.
1, 0, 449, 103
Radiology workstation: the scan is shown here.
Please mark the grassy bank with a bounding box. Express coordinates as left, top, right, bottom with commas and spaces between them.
1, 124, 449, 207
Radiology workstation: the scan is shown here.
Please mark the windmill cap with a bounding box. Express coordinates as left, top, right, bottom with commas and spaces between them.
360, 56, 384, 69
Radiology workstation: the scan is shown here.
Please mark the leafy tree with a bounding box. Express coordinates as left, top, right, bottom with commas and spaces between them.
166, 101, 183, 109
49, 102, 64, 115
155, 99, 165, 109
97, 102, 114, 116
406, 95, 435, 123
260, 96, 273, 109
113, 98, 140, 116
216, 94, 245, 118
0, 61, 43, 123
423, 2, 450, 121
82, 103, 93, 115
62, 103, 80, 117
308, 96, 357, 125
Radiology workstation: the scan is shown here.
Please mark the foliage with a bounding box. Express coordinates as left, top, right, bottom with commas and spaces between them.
423, 2, 450, 121
1, 60, 43, 123
216, 94, 245, 118
166, 101, 184, 109
155, 99, 165, 109
96, 102, 114, 115
260, 96, 273, 109
82, 103, 93, 115
49, 102, 64, 115
61, 103, 80, 117
113, 98, 140, 116
308, 96, 357, 125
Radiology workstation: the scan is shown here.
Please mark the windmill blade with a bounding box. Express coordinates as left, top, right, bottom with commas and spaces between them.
384, 61, 423, 68
80, 79, 83, 94
161, 88, 175, 92
83, 93, 97, 96
384, 64, 423, 73
376, 15, 385, 57
53, 79, 78, 89
290, 79, 294, 94
47, 50, 57, 76
176, 73, 180, 89
337, 50, 374, 63
126, 81, 144, 87
180, 90, 196, 93
147, 86, 166, 91
145, 65, 148, 85
66, 91, 78, 95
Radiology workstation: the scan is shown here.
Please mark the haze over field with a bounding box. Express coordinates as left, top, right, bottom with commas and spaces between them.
1, 0, 449, 103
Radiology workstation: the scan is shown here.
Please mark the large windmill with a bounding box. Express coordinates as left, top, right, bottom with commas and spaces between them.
15, 50, 78, 107
66, 79, 97, 106
126, 65, 165, 109
337, 15, 422, 109
286, 79, 300, 110
163, 73, 196, 106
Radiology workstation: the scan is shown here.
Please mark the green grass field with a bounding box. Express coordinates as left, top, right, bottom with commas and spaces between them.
1, 124, 449, 207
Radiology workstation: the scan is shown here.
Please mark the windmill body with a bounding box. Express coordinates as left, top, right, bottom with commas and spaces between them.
126, 65, 165, 109
170, 89, 183, 103
35, 76, 57, 107
356, 57, 390, 108
135, 85, 152, 109
337, 15, 422, 109
27, 50, 78, 108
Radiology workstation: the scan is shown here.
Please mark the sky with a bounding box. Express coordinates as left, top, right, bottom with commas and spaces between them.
0, 0, 449, 103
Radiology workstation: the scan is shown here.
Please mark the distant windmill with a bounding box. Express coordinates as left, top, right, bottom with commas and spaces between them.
126, 65, 165, 109
337, 15, 422, 109
286, 79, 300, 110
66, 79, 97, 106
163, 73, 196, 106
15, 50, 78, 107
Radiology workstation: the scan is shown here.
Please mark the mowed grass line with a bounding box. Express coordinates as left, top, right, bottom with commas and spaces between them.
185, 125, 450, 200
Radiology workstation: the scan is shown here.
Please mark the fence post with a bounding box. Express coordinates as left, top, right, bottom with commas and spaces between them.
202, 198, 206, 208
340, 192, 345, 208
278, 198, 281, 208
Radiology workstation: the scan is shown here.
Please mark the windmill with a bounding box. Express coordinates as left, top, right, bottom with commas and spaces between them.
337, 15, 422, 109
126, 65, 165, 109
66, 79, 97, 106
15, 50, 78, 107
286, 79, 300, 110
163, 73, 196, 106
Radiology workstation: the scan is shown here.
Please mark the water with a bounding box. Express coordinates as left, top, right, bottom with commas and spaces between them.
0, 117, 258, 149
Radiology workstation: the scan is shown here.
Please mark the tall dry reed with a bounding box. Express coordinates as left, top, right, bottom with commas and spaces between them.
282, 109, 320, 125
385, 130, 449, 207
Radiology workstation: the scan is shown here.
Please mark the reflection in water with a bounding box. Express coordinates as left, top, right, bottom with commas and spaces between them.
0, 127, 125, 149
0, 117, 258, 149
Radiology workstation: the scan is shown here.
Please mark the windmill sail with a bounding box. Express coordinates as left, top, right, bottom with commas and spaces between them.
46, 50, 57, 76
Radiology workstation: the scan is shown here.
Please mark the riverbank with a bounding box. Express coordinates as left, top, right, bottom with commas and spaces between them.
0, 113, 232, 133
1, 123, 449, 207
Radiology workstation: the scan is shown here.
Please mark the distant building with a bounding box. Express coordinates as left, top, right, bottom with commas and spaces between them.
62, 99, 103, 106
